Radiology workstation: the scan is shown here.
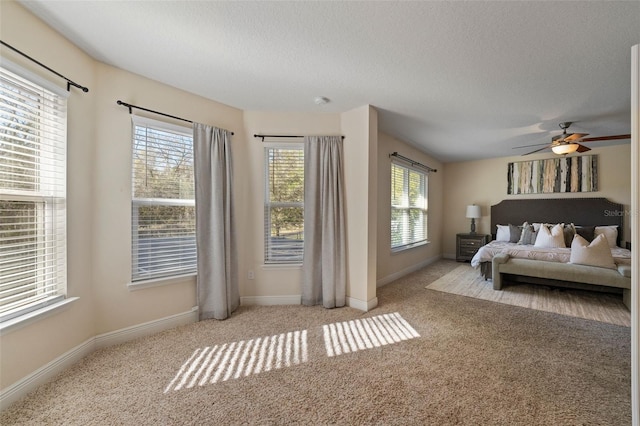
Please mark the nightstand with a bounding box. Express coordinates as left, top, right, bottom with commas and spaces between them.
456, 233, 490, 262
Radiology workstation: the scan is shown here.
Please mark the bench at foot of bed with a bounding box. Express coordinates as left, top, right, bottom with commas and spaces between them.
491, 253, 631, 311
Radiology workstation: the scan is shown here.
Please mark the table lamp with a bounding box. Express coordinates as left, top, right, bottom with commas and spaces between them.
466, 204, 481, 234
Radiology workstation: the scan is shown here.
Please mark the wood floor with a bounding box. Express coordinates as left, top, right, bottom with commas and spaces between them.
426, 263, 631, 327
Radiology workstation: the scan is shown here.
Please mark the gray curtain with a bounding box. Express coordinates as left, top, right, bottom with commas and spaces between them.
193, 123, 238, 320
302, 136, 347, 308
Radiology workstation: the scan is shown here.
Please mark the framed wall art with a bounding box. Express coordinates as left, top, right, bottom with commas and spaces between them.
507, 155, 597, 194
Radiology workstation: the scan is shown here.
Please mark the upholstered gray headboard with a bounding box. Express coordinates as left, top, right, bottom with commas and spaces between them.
490, 198, 624, 246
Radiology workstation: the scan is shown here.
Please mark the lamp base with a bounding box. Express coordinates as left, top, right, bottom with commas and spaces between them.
470, 219, 476, 234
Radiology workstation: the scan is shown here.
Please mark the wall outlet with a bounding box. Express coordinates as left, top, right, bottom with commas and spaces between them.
248, 270, 255, 280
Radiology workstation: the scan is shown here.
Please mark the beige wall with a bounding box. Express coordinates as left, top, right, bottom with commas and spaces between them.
90, 63, 244, 334
0, 0, 97, 391
341, 106, 378, 307
442, 144, 632, 257
376, 133, 444, 284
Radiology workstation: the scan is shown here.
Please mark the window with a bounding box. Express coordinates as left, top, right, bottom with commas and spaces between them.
0, 64, 67, 322
391, 162, 428, 251
131, 117, 196, 281
264, 145, 304, 263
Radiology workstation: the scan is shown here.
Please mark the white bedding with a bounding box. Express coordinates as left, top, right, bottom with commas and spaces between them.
470, 241, 632, 268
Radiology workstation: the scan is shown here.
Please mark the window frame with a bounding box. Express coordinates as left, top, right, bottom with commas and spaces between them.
263, 143, 304, 264
0, 59, 69, 325
130, 115, 196, 283
390, 160, 429, 252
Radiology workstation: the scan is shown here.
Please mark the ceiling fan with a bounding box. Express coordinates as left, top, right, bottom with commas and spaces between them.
516, 122, 631, 156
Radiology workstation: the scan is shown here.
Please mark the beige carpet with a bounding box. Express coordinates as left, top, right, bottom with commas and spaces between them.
426, 264, 631, 327
0, 260, 631, 425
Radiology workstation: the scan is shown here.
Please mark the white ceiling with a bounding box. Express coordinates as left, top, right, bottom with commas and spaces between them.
17, 0, 640, 162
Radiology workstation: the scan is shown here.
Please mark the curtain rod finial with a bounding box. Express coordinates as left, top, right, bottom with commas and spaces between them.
117, 100, 132, 114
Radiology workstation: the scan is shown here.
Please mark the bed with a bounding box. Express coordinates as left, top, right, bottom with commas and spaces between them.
470, 198, 631, 305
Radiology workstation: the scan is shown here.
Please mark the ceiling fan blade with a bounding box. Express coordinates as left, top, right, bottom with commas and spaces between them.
512, 141, 550, 149
522, 145, 552, 156
576, 144, 591, 153
563, 133, 588, 142
579, 134, 631, 142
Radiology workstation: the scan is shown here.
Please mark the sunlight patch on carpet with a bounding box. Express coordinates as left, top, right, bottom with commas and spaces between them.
164, 330, 308, 392
322, 312, 419, 357
165, 313, 419, 392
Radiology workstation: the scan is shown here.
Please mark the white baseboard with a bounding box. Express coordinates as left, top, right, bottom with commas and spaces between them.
442, 253, 456, 260
376, 255, 442, 288
240, 295, 301, 306
347, 296, 378, 312
240, 294, 378, 312
94, 306, 198, 349
0, 337, 94, 411
0, 307, 199, 410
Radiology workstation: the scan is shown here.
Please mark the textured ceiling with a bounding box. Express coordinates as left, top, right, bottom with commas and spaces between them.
16, 1, 640, 162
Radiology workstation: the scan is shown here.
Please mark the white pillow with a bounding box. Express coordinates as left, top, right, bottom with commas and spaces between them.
534, 223, 566, 248
570, 234, 616, 269
594, 225, 618, 248
496, 225, 510, 242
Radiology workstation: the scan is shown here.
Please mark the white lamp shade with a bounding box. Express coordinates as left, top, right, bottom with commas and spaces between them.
551, 143, 579, 155
466, 205, 481, 219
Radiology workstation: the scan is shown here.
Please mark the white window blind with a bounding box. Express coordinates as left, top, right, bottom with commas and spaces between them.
131, 117, 196, 281
391, 162, 428, 250
264, 146, 304, 263
0, 65, 67, 322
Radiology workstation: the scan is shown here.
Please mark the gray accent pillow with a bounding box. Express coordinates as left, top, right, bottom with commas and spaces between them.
517, 222, 537, 245
508, 224, 521, 243
563, 223, 576, 247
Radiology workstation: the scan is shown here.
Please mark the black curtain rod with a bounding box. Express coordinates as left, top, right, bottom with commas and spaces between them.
390, 152, 437, 173
254, 134, 344, 141
117, 100, 234, 135
1, 40, 89, 92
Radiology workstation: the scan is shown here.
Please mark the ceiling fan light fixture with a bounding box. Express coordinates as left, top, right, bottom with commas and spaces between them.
516, 121, 628, 156
551, 143, 579, 155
